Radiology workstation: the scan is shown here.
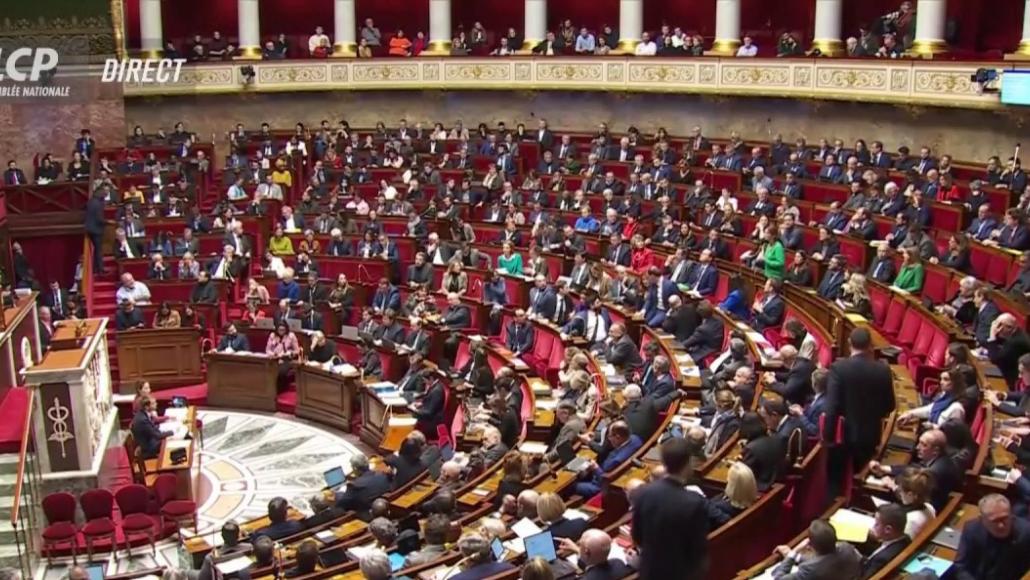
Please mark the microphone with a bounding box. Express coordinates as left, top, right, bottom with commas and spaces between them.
357, 264, 370, 283
473, 278, 484, 293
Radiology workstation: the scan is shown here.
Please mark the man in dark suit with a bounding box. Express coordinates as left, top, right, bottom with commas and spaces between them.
395, 352, 426, 397
402, 319, 431, 357
825, 329, 895, 483
752, 277, 786, 331
971, 287, 1001, 347
632, 437, 709, 580
85, 189, 107, 272
571, 529, 633, 580
406, 252, 433, 287
867, 244, 897, 284
684, 301, 724, 364
374, 309, 406, 344
575, 421, 642, 497
953, 494, 1030, 580
662, 295, 700, 343
861, 503, 912, 579
767, 345, 815, 406
505, 309, 535, 356
217, 322, 251, 352
300, 304, 323, 332
603, 323, 643, 373
3, 160, 27, 185
43, 281, 71, 320
642, 355, 680, 409
334, 454, 391, 520
817, 255, 847, 300
411, 374, 446, 436
872, 429, 961, 510
130, 397, 170, 459
536, 119, 554, 150
116, 299, 146, 330
966, 204, 998, 242
370, 278, 401, 313
684, 249, 717, 297
190, 271, 219, 304
771, 520, 861, 579
550, 282, 575, 326
528, 275, 557, 321
441, 293, 470, 330
252, 497, 304, 540
621, 384, 659, 439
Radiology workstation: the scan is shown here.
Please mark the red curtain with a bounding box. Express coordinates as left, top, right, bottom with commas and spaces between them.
259, 0, 335, 37
451, 0, 524, 41
643, 1, 717, 39
546, 0, 619, 35
355, 0, 430, 37
156, 0, 239, 46
16, 234, 82, 289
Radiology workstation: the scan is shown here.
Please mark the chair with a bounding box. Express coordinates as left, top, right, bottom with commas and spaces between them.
115, 484, 157, 557
153, 474, 198, 534
80, 489, 117, 561
41, 492, 78, 565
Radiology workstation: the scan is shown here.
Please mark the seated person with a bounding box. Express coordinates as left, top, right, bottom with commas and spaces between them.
285, 540, 318, 578
130, 396, 171, 459
251, 497, 304, 541
573, 421, 643, 498
706, 461, 759, 528
449, 532, 516, 580
403, 514, 451, 567
770, 520, 861, 578
861, 503, 913, 578
739, 412, 786, 492
953, 494, 1030, 580
537, 492, 588, 541
554, 529, 633, 580
868, 429, 961, 510
216, 322, 250, 352
334, 454, 391, 520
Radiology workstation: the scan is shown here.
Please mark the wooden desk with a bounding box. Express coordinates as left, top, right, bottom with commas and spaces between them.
206, 352, 280, 412
294, 362, 362, 432
156, 406, 199, 501
50, 319, 104, 350
117, 327, 203, 389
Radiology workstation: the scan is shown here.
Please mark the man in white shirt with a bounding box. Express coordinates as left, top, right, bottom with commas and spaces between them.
116, 273, 151, 305
634, 32, 657, 56
736, 36, 758, 57
211, 245, 238, 281
226, 176, 247, 200
255, 174, 283, 201
281, 206, 301, 233
574, 28, 596, 53
308, 26, 330, 54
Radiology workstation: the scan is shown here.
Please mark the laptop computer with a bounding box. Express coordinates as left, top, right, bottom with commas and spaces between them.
323, 466, 346, 490
319, 546, 349, 567
556, 441, 590, 473
253, 318, 274, 330
84, 564, 105, 580
490, 537, 505, 561
524, 530, 557, 562
339, 326, 360, 341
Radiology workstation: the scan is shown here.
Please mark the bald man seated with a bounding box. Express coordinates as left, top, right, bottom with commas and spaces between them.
868, 429, 962, 510
558, 529, 634, 580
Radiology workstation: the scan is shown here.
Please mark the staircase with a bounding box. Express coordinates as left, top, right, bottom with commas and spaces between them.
0, 453, 26, 568
92, 256, 121, 385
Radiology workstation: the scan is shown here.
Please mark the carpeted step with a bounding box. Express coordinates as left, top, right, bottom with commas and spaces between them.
0, 390, 30, 454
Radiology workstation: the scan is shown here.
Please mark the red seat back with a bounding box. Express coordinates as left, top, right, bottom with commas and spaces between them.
971, 405, 988, 444
80, 489, 114, 521
910, 318, 935, 355
896, 309, 922, 347
153, 473, 179, 504
921, 267, 950, 305
42, 492, 77, 524
881, 296, 907, 336
925, 330, 950, 369
869, 285, 890, 327
115, 484, 150, 516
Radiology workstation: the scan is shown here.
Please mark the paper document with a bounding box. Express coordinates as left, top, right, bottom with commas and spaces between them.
388, 416, 417, 427
381, 397, 409, 407
518, 441, 548, 454
902, 553, 952, 576
511, 518, 542, 538
164, 407, 188, 421
829, 508, 875, 543
214, 556, 252, 575
535, 399, 557, 410
315, 530, 336, 543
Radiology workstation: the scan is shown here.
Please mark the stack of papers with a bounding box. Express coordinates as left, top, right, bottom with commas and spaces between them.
681, 366, 701, 378
214, 556, 251, 575
511, 518, 542, 538
829, 508, 875, 543
388, 416, 417, 427
535, 399, 558, 410
164, 407, 188, 421
381, 395, 408, 407
315, 529, 336, 543
518, 441, 549, 454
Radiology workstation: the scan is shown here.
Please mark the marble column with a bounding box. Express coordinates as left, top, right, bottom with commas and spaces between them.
425, 0, 452, 54
711, 0, 741, 55
616, 0, 643, 53
333, 0, 357, 56
811, 0, 843, 56
523, 0, 547, 51
237, 0, 262, 59
911, 0, 948, 57
139, 0, 163, 59
1014, 0, 1030, 56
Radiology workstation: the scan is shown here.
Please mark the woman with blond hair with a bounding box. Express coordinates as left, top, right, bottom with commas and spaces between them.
895, 467, 937, 537
706, 462, 758, 527
838, 272, 873, 319
537, 492, 588, 541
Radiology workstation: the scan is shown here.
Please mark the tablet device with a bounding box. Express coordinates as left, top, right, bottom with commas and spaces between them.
524, 531, 557, 562
388, 552, 406, 571
490, 537, 504, 561
323, 466, 346, 489
85, 564, 105, 580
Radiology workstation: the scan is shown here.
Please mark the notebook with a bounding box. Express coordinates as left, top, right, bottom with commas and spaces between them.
524, 531, 557, 562
323, 466, 346, 490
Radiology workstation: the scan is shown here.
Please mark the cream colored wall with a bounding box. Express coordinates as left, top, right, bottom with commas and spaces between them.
125, 91, 1030, 162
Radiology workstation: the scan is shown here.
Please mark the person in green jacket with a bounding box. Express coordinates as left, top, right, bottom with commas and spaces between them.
893, 246, 925, 293
497, 242, 524, 276
759, 229, 785, 280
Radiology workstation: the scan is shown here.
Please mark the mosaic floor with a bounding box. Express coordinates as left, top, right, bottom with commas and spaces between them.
39, 410, 363, 580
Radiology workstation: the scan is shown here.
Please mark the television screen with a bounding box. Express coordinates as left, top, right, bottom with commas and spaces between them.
1002, 71, 1030, 105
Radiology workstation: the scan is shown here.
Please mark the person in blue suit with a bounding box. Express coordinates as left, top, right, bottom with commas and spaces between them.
685, 249, 717, 297
718, 274, 753, 321
639, 267, 679, 327
791, 368, 829, 438
131, 397, 171, 459
573, 422, 642, 498
505, 308, 535, 356
370, 278, 401, 313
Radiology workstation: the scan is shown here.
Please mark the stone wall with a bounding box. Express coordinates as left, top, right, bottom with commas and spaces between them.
125, 90, 1030, 163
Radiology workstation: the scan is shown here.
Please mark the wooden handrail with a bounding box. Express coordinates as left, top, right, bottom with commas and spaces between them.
9, 387, 35, 526
83, 235, 94, 316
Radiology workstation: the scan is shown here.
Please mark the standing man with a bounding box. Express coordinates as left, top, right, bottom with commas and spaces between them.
85, 188, 106, 273
631, 437, 709, 580
824, 328, 895, 491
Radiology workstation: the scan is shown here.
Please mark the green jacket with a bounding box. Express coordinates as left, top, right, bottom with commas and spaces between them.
763, 241, 785, 280
894, 263, 924, 293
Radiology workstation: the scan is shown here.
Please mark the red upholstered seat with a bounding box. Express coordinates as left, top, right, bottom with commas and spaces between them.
42, 492, 78, 564
895, 309, 922, 348
81, 519, 116, 535
80, 488, 117, 560
921, 267, 950, 305
881, 296, 907, 338
116, 484, 156, 556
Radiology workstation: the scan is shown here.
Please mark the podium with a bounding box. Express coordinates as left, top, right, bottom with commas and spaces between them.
294, 362, 362, 432
358, 386, 416, 453
117, 327, 203, 389
206, 352, 280, 412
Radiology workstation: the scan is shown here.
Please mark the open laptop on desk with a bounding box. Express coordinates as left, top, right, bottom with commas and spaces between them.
524, 531, 558, 562
339, 326, 359, 341
323, 466, 346, 490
